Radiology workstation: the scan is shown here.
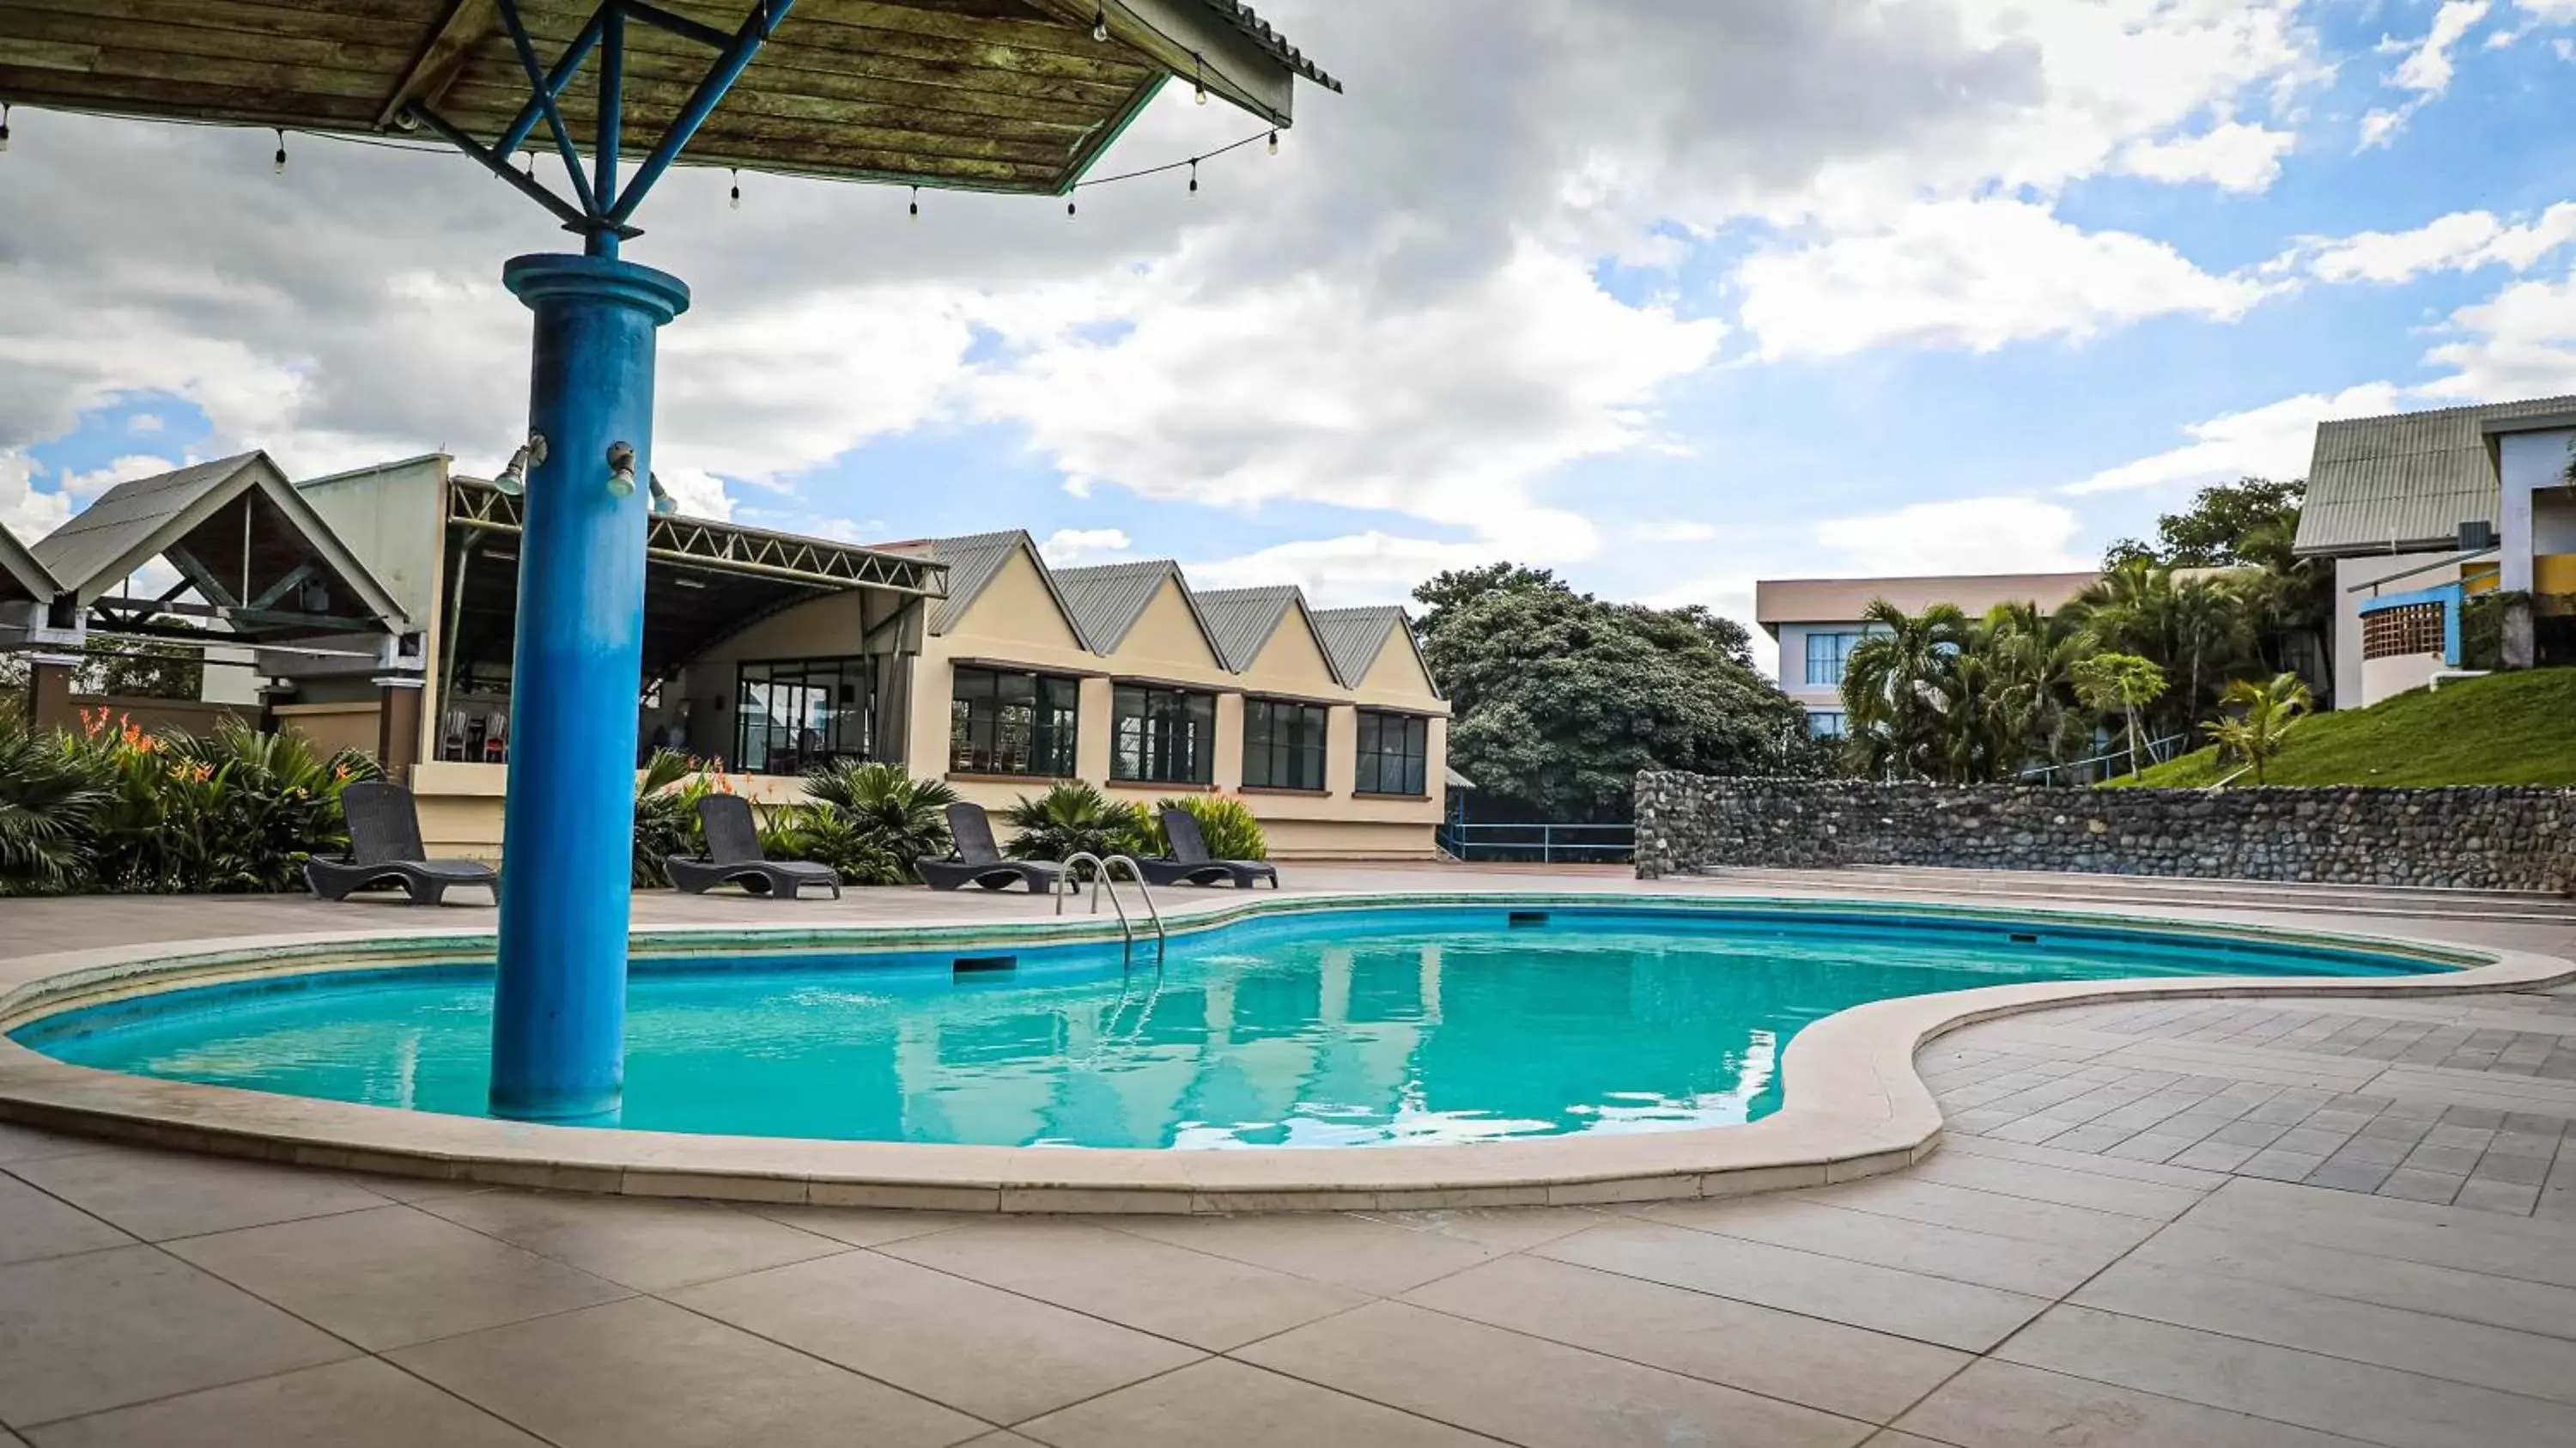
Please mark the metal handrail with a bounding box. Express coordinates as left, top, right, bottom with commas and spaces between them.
1053, 852, 1166, 954
1103, 855, 1167, 946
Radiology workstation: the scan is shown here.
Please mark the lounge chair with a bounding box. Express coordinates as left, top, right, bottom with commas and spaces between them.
305, 780, 499, 905
1139, 807, 1279, 890
666, 794, 842, 899
915, 801, 1066, 893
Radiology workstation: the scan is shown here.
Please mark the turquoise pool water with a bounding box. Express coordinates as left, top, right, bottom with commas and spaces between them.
16, 906, 2434, 1149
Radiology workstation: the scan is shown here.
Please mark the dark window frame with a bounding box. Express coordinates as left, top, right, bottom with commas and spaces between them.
948, 666, 1081, 778
1243, 697, 1330, 791
735, 655, 874, 776
1354, 709, 1431, 797
1111, 683, 1216, 785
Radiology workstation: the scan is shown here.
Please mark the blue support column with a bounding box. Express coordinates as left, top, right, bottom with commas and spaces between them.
488, 252, 690, 1122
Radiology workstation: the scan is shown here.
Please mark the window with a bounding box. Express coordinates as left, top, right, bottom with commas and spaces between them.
1244, 699, 1328, 790
1355, 710, 1430, 796
950, 666, 1079, 776
1805, 630, 1865, 688
1112, 684, 1214, 784
1807, 710, 1847, 739
736, 658, 872, 775
2361, 602, 2446, 660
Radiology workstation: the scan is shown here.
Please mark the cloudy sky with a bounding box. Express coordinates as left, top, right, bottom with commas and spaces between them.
7, 0, 2576, 670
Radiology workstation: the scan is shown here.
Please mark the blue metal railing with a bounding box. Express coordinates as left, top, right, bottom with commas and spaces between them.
1437, 822, 1635, 864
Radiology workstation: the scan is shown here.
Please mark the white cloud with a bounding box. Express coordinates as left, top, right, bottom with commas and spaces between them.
125, 413, 163, 436
1736, 199, 2273, 360
2416, 269, 2576, 399
2361, 0, 2492, 149
1631, 520, 1719, 545
2060, 384, 2405, 496
2117, 122, 2298, 192
0, 452, 71, 540
1814, 496, 2091, 577
1185, 532, 1490, 609
58, 453, 179, 499
1037, 527, 1133, 565
2302, 203, 2576, 283
653, 466, 735, 521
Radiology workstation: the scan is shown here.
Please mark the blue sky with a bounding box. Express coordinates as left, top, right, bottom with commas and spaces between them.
9, 1, 2576, 672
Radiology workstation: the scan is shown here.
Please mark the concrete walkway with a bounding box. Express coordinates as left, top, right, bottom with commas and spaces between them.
3, 869, 2574, 1446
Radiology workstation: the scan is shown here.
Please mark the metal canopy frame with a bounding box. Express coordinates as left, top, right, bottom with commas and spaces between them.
447, 476, 945, 594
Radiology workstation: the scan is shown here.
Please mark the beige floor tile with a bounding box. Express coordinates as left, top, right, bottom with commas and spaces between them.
672, 1250, 1203, 1424
389, 1296, 982, 1448
2129, 1220, 2576, 1342
1635, 1195, 2125, 1299
0, 1173, 132, 1265
1236, 1299, 1869, 1448
1932, 1132, 2234, 1192
21, 1357, 543, 1447
1859, 1433, 1954, 1448
1788, 1174, 2164, 1254
1109, 1210, 1506, 1295
747, 1203, 978, 1247
0, 1245, 352, 1427
7, 1148, 391, 1241
2181, 1178, 2576, 1289
1897, 1360, 2373, 1448
1402, 1254, 1971, 1424
165, 1204, 629, 1350
419, 1189, 849, 1291
2071, 1259, 2576, 1406
1996, 1304, 2576, 1448
1348, 1206, 1607, 1253
957, 1436, 1044, 1447
1018, 1358, 1504, 1447
878, 1220, 1365, 1351
1535, 1220, 2049, 1353
1905, 1152, 2206, 1221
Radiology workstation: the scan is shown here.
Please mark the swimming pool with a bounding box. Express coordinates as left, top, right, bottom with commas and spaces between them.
15, 903, 2439, 1150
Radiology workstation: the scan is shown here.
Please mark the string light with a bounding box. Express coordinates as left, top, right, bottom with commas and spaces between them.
524, 149, 535, 177
1091, 4, 1108, 41
1188, 158, 1197, 195
1194, 52, 1207, 104
1267, 130, 1279, 155
1066, 199, 1078, 220
271, 128, 287, 175
908, 184, 919, 220
729, 167, 741, 210
1, 105, 12, 155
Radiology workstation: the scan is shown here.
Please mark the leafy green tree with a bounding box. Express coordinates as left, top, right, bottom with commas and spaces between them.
2072, 653, 2167, 778
1839, 600, 1973, 782
2203, 671, 2312, 784
2066, 559, 2255, 739
1413, 568, 1813, 821
2102, 478, 2331, 703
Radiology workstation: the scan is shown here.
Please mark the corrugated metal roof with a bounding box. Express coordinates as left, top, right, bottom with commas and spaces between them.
1052, 559, 1218, 655
0, 520, 61, 606
1194, 585, 1300, 672
918, 531, 1035, 636
1196, 0, 1343, 91
32, 453, 262, 592
1310, 605, 1405, 689
2297, 395, 2576, 556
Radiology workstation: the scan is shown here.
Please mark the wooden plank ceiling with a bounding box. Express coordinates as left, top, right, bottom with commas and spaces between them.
0, 0, 1330, 194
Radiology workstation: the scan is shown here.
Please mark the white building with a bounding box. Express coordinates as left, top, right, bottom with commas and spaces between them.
1752, 572, 2100, 736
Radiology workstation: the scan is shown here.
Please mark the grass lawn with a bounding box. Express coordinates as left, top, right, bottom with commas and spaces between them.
2114, 667, 2576, 788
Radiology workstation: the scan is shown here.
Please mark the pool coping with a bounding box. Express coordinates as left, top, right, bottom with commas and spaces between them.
0, 891, 2567, 1214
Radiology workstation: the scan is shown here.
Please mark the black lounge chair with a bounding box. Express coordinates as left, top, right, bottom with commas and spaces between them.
915, 801, 1066, 893
305, 780, 498, 906
667, 794, 842, 899
1139, 807, 1279, 890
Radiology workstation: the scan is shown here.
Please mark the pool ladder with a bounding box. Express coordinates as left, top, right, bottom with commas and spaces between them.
1058, 853, 1166, 960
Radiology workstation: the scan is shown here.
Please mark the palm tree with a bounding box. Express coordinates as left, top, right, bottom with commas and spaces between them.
0, 716, 104, 895
802, 760, 957, 867
2204, 671, 2312, 784
1840, 600, 1972, 781
2067, 560, 2254, 741
1977, 604, 2097, 778
2071, 653, 2167, 778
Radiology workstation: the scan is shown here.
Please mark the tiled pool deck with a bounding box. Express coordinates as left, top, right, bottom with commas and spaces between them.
3, 866, 2574, 1446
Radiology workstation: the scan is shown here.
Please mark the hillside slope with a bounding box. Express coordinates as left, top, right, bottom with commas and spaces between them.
2116, 668, 2576, 788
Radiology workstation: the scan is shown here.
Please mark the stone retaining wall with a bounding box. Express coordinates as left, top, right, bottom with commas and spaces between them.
1632, 774, 2576, 893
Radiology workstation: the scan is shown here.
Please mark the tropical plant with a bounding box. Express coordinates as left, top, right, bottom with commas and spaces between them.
1156, 794, 1267, 861
631, 748, 718, 888
999, 781, 1154, 869
1839, 600, 1974, 782
166, 720, 376, 891
800, 760, 957, 873
2066, 558, 2257, 738
2072, 653, 2168, 779
764, 803, 906, 885
0, 714, 105, 894
2203, 671, 2312, 784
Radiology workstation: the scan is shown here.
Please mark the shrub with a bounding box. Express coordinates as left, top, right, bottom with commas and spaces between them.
53, 712, 373, 893
799, 761, 957, 882
1000, 781, 1153, 870
1154, 794, 1267, 861
764, 803, 906, 885
632, 749, 718, 888
0, 714, 105, 895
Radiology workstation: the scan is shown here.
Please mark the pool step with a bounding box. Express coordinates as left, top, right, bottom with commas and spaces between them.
1687, 866, 2576, 925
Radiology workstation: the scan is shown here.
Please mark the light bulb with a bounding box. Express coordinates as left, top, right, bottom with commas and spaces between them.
605, 441, 638, 500
1195, 84, 1207, 105
1194, 52, 1207, 104
1091, 5, 1108, 40
1, 106, 13, 154
729, 169, 740, 210
909, 186, 920, 220
1268, 130, 1279, 155
1188, 161, 1198, 195
272, 130, 287, 175
1066, 200, 1078, 220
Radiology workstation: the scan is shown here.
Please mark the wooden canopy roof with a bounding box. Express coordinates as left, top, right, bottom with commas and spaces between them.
0, 0, 1336, 195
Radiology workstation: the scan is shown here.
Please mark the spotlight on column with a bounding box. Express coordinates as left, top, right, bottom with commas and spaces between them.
495, 432, 546, 496
647, 471, 678, 517
606, 441, 639, 500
